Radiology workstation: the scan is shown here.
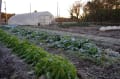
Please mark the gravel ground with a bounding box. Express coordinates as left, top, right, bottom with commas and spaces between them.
0, 43, 35, 79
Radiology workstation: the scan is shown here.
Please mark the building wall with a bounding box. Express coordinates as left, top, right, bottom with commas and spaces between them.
38, 15, 54, 25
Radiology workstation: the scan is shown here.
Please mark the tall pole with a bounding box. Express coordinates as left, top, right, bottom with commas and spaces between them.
30, 3, 31, 13
0, 0, 2, 24
57, 1, 60, 17
58, 4, 60, 17
57, 1, 58, 17
4, 1, 7, 24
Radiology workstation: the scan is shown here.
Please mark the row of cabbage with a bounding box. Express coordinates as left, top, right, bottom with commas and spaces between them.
0, 28, 78, 79
2, 26, 119, 65
7, 27, 101, 58
1, 26, 120, 66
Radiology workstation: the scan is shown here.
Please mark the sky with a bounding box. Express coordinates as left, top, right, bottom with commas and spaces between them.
1, 0, 89, 17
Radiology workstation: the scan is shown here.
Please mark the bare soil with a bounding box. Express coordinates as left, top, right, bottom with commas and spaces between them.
39, 25, 120, 39
0, 43, 35, 79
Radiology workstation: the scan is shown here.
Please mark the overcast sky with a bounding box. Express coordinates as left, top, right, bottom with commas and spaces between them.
1, 0, 89, 17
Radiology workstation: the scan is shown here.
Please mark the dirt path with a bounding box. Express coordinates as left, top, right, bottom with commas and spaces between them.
0, 43, 35, 79
38, 25, 120, 39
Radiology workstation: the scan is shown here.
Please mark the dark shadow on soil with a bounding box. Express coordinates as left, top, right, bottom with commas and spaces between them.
0, 43, 35, 79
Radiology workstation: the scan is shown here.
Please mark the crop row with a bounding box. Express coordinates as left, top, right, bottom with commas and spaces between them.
1, 26, 119, 65
0, 29, 78, 79
8, 27, 101, 58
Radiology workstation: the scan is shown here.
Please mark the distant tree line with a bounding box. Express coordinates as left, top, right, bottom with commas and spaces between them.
70, 0, 120, 23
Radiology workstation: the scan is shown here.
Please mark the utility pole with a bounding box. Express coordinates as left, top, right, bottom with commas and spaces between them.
59, 5, 60, 17
0, 0, 2, 24
4, 1, 7, 24
30, 3, 31, 13
57, 1, 60, 17
57, 1, 59, 17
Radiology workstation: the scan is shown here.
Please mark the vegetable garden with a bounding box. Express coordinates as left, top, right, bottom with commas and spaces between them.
0, 26, 120, 79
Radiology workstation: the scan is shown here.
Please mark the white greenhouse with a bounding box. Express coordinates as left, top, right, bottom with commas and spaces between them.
8, 11, 54, 26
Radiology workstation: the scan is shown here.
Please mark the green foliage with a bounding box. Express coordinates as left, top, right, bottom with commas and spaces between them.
0, 29, 78, 79
0, 26, 11, 30
82, 43, 98, 55
35, 55, 78, 79
46, 34, 61, 43
6, 36, 20, 48
51, 36, 99, 56
0, 29, 19, 48
4, 27, 100, 57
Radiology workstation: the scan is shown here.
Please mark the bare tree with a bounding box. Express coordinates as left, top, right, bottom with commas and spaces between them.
69, 7, 74, 19
69, 1, 81, 20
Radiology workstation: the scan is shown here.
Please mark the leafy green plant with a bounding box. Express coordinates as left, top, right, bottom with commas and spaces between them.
0, 26, 11, 30
35, 55, 78, 79
6, 27, 100, 57
81, 43, 98, 55
0, 29, 78, 79
46, 34, 61, 43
